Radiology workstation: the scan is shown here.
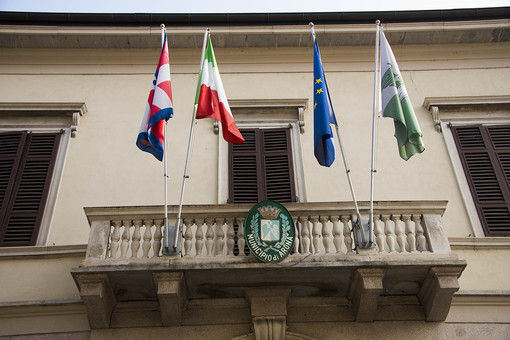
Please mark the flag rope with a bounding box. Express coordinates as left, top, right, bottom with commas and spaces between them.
369, 20, 382, 249
171, 28, 211, 252
309, 22, 368, 249
160, 23, 170, 253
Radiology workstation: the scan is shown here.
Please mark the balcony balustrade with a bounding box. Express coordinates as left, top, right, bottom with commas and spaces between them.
72, 201, 466, 331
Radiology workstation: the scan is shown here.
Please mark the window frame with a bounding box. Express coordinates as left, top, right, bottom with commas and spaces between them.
0, 102, 87, 246
217, 99, 308, 204
423, 95, 510, 237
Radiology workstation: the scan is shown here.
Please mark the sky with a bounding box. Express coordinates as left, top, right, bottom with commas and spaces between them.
0, 0, 509, 13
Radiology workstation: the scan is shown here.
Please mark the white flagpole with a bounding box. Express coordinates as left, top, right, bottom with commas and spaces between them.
369, 20, 381, 247
172, 27, 210, 252
309, 22, 367, 248
160, 24, 171, 254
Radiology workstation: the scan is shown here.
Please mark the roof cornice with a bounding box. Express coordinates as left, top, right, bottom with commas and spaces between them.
0, 13, 508, 49
0, 7, 509, 26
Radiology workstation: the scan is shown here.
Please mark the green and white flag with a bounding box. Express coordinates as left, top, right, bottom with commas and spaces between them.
380, 30, 424, 160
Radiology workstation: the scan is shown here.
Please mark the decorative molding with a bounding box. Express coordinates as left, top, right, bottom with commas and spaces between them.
430, 105, 441, 132
0, 244, 87, 259
1, 19, 509, 49
423, 95, 510, 132
0, 102, 88, 138
227, 98, 308, 134
449, 237, 510, 249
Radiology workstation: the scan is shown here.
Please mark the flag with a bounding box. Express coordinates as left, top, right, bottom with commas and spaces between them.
380, 30, 424, 160
195, 37, 244, 144
136, 34, 174, 161
313, 39, 337, 167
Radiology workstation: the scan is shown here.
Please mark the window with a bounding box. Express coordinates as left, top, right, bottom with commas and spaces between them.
0, 131, 62, 246
451, 125, 510, 236
229, 128, 297, 203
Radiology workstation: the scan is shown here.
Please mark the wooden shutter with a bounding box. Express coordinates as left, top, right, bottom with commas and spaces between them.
229, 129, 260, 203
0, 132, 61, 246
261, 129, 296, 202
452, 125, 510, 236
229, 128, 296, 203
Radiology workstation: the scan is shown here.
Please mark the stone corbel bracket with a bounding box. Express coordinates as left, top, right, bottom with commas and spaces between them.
0, 102, 88, 138
423, 95, 510, 133
246, 288, 291, 340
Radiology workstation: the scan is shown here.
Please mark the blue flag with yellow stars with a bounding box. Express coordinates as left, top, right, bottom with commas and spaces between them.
313, 39, 337, 167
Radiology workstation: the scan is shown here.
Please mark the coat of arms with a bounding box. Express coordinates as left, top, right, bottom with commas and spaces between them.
244, 200, 295, 263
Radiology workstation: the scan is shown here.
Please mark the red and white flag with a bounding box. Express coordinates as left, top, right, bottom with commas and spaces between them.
195, 37, 244, 144
136, 34, 174, 161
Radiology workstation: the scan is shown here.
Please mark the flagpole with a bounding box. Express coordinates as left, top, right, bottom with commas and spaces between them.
309, 22, 368, 248
369, 20, 381, 248
172, 27, 211, 252
159, 23, 171, 254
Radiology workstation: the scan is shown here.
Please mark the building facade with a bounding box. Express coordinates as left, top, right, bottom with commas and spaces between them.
0, 8, 509, 339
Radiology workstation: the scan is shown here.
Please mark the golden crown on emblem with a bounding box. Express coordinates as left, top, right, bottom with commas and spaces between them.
258, 205, 281, 219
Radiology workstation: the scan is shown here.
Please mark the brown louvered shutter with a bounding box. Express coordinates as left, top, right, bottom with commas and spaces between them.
0, 132, 61, 246
452, 125, 510, 236
229, 128, 296, 203
229, 129, 260, 203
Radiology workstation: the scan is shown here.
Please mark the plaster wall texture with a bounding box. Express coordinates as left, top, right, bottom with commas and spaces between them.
0, 42, 509, 299
0, 256, 82, 302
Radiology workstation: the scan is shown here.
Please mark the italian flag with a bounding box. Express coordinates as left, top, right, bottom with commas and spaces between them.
380, 30, 424, 161
195, 37, 244, 144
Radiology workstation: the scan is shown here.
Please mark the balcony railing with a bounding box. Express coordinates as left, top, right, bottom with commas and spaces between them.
73, 200, 466, 331
82, 200, 453, 262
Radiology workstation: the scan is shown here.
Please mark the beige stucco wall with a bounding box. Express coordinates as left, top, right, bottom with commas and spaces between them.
0, 255, 82, 302
1, 43, 509, 242
0, 40, 509, 305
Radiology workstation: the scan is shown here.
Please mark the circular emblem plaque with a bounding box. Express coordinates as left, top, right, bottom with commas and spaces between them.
244, 200, 295, 263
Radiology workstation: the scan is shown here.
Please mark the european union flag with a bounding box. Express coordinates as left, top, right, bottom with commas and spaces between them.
313, 39, 337, 167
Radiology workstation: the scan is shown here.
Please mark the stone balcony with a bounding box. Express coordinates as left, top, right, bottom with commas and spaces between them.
71, 200, 466, 333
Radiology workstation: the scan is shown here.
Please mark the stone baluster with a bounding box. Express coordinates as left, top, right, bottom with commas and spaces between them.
414, 215, 428, 252
331, 216, 342, 254
311, 216, 321, 254
153, 220, 163, 258
374, 215, 386, 253
237, 218, 245, 256
195, 219, 204, 257
205, 218, 215, 257
299, 216, 311, 255
321, 216, 332, 254
393, 215, 406, 253
142, 219, 153, 258
226, 218, 235, 256
215, 218, 225, 256
342, 216, 353, 253
183, 219, 194, 257
109, 220, 122, 259
293, 217, 299, 254
404, 215, 417, 253
382, 215, 396, 253
131, 220, 142, 258
120, 220, 132, 258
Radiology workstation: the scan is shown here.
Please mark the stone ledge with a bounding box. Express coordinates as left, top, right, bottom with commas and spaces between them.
449, 237, 510, 249
0, 245, 87, 259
